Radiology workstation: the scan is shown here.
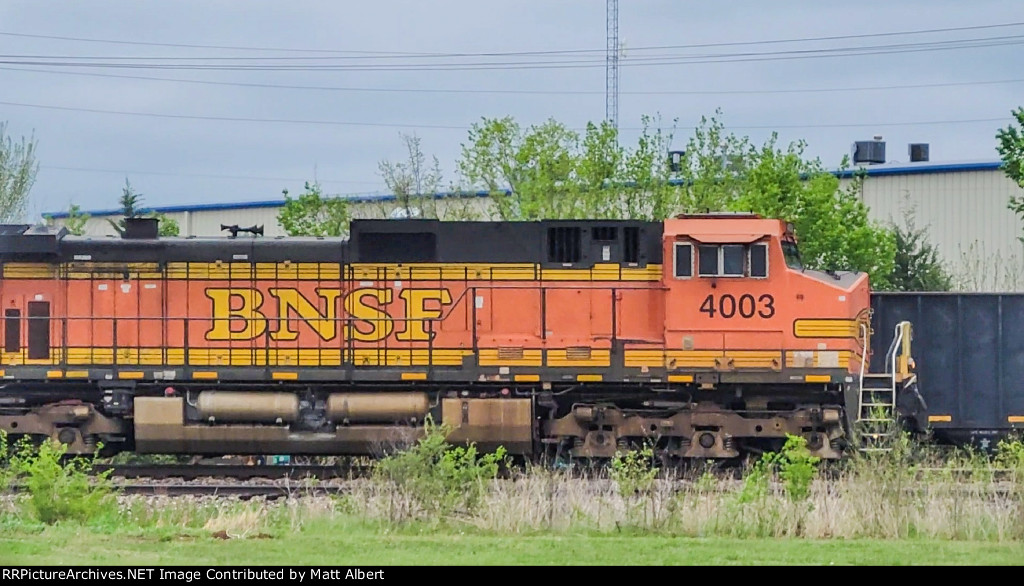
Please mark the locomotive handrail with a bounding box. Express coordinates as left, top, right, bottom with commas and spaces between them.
889, 321, 912, 396
859, 322, 868, 386
889, 323, 903, 379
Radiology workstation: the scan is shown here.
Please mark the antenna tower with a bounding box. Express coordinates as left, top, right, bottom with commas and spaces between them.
606, 0, 619, 132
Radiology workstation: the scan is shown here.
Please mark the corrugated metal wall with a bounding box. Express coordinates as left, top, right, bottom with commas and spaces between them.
845, 169, 1024, 292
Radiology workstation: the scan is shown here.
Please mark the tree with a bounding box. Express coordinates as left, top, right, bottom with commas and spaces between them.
886, 205, 952, 291
107, 179, 180, 237
152, 212, 180, 237
457, 110, 896, 287
276, 181, 350, 237
996, 106, 1024, 242
0, 121, 39, 223
377, 133, 478, 220
724, 130, 897, 289
107, 179, 144, 235
62, 204, 90, 235
457, 115, 678, 220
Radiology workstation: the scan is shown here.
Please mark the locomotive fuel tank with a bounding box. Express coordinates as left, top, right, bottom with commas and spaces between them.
326, 392, 430, 423
196, 391, 300, 424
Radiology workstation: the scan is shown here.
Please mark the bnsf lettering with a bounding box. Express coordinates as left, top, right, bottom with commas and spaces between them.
699, 293, 775, 319
204, 287, 453, 342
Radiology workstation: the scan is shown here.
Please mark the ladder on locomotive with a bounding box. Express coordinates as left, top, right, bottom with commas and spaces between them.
856, 321, 914, 453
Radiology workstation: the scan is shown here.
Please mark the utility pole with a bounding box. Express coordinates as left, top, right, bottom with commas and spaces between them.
606, 0, 619, 133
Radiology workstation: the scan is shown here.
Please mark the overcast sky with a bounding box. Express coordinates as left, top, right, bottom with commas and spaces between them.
1, 0, 1021, 220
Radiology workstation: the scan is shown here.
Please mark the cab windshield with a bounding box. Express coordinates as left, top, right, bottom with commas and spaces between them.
782, 240, 803, 270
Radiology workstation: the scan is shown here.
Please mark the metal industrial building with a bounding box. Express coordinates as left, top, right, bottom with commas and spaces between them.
42, 153, 1024, 292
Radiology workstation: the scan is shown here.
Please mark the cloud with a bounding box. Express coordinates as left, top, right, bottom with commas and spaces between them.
0, 0, 1019, 219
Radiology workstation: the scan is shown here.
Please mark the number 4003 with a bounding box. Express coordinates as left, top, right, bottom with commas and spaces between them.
699, 293, 775, 319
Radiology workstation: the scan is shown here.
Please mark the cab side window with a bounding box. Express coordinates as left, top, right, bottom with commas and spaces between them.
695, 242, 770, 278
673, 243, 693, 278
697, 245, 719, 276
750, 243, 768, 278
722, 245, 745, 276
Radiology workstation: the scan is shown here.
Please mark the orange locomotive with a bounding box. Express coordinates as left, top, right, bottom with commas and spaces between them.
0, 213, 883, 461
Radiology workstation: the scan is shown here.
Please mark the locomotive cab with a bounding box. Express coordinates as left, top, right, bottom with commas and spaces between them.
662, 213, 870, 381
656, 213, 872, 458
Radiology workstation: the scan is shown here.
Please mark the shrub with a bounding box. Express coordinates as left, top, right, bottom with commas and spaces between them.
775, 435, 820, 502
373, 416, 508, 520
6, 435, 118, 525
608, 444, 658, 498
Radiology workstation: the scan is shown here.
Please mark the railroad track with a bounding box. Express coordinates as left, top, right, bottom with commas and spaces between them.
91, 463, 372, 481
114, 482, 349, 499
6, 481, 348, 499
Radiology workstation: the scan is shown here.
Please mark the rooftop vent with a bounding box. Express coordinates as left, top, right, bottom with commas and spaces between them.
852, 136, 886, 165
122, 217, 159, 239
909, 143, 929, 162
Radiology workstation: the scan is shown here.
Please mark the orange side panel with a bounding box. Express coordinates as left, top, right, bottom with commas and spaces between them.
616, 288, 664, 343
486, 287, 541, 346
114, 280, 140, 352
92, 280, 114, 349
544, 288, 593, 347
66, 280, 93, 350
138, 280, 164, 347
165, 280, 187, 351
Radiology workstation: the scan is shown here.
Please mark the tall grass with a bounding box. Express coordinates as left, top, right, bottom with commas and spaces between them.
330, 430, 1024, 540
6, 426, 1024, 541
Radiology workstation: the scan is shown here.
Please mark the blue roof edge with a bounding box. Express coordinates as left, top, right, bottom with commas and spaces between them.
44, 189, 499, 219
43, 160, 1005, 219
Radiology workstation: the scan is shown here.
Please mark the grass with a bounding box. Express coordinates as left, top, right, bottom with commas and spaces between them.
4, 515, 1024, 566
6, 429, 1024, 565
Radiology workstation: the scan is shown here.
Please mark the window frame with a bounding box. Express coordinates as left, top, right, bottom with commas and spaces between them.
672, 242, 694, 279
748, 242, 769, 279
781, 240, 803, 270
690, 241, 771, 278
697, 244, 746, 278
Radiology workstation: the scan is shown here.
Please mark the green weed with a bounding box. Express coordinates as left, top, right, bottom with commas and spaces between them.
608, 444, 657, 498
373, 416, 509, 521
4, 435, 118, 525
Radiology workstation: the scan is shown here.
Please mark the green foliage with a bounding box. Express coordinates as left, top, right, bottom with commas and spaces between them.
103, 452, 183, 465
63, 204, 90, 235
152, 212, 180, 237
735, 435, 819, 504
995, 435, 1024, 473
106, 179, 178, 236
373, 417, 508, 518
735, 453, 775, 504
277, 181, 350, 237
997, 106, 1024, 188
0, 121, 38, 223
887, 205, 952, 291
721, 129, 897, 288
0, 431, 13, 492
2, 434, 118, 525
107, 178, 142, 235
457, 115, 677, 220
377, 132, 468, 220
997, 107, 1024, 242
457, 110, 896, 287
608, 444, 658, 498
774, 435, 820, 502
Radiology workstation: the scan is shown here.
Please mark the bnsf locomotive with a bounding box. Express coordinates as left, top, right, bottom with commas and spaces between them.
0, 214, 917, 461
